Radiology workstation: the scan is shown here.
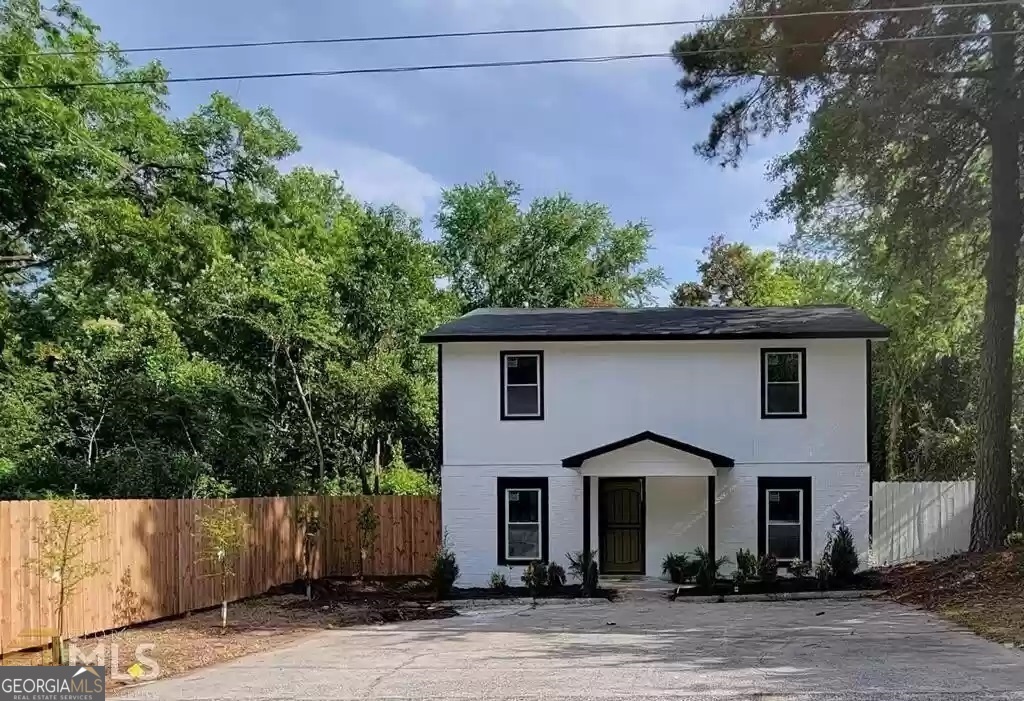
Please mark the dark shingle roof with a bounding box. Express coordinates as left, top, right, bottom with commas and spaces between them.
421, 306, 889, 342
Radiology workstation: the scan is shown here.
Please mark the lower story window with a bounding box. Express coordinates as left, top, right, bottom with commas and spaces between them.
766, 489, 802, 561
497, 477, 549, 565
757, 476, 812, 563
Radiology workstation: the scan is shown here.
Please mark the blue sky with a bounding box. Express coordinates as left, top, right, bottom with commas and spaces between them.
81, 0, 799, 295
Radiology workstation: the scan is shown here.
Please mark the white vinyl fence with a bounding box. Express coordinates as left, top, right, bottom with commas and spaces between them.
871, 480, 975, 565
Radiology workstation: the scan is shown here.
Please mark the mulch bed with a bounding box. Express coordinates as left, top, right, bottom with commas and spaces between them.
879, 546, 1024, 646
670, 573, 879, 598
447, 585, 616, 600
269, 576, 439, 604
2, 577, 456, 692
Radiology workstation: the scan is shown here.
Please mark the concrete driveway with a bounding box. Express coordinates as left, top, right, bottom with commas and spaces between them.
120, 598, 1024, 700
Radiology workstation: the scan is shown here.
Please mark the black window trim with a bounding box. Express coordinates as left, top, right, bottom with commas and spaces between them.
757, 476, 812, 564
760, 347, 807, 419
500, 350, 545, 421
497, 476, 549, 565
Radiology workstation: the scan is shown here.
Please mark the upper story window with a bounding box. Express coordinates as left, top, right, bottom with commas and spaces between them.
761, 348, 806, 419
500, 350, 544, 420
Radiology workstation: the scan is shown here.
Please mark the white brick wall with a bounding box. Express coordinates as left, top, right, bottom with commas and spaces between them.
716, 463, 870, 568
443, 462, 868, 586
442, 464, 582, 587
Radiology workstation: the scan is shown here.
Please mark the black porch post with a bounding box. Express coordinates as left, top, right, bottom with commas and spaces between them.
583, 476, 591, 554
707, 474, 716, 560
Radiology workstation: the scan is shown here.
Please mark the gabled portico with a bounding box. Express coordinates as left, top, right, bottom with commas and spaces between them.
562, 431, 732, 576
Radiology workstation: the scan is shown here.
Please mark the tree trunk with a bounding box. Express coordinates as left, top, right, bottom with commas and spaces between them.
285, 348, 326, 485
885, 392, 903, 481
373, 438, 381, 496
970, 18, 1021, 551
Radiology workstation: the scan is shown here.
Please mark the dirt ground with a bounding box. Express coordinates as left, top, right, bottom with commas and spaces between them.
1, 578, 455, 691
881, 545, 1024, 647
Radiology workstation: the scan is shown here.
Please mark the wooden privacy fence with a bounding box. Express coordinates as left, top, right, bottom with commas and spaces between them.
871, 480, 975, 565
0, 496, 440, 653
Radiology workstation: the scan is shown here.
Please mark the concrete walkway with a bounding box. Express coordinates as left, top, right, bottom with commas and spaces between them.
119, 599, 1024, 700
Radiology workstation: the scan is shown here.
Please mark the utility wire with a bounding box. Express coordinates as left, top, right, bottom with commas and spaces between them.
1, 29, 1016, 91
7, 0, 1020, 58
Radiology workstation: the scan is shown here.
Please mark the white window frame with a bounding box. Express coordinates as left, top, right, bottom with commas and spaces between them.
502, 352, 542, 419
763, 350, 804, 417
765, 488, 804, 562
505, 487, 543, 561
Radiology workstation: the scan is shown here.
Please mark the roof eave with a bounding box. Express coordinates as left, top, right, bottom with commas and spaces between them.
420, 329, 891, 343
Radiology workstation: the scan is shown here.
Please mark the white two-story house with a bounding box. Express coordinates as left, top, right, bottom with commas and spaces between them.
421, 306, 889, 586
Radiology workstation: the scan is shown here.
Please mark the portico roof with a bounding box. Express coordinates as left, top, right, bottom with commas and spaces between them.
561, 430, 734, 474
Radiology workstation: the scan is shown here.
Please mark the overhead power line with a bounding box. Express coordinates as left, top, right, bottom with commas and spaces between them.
1, 29, 1016, 91
8, 0, 1020, 58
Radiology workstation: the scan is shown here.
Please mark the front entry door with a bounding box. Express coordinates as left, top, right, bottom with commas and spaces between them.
599, 478, 645, 574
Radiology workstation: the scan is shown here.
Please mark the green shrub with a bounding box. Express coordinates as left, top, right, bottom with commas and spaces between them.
757, 553, 779, 584
815, 559, 832, 590
693, 546, 728, 593
585, 560, 599, 595
1006, 532, 1024, 548
827, 513, 859, 581
488, 570, 508, 591
680, 558, 701, 582
546, 561, 566, 589
379, 462, 438, 496
430, 531, 460, 598
734, 548, 757, 584
521, 560, 548, 598
789, 560, 813, 578
661, 552, 690, 584
567, 549, 599, 596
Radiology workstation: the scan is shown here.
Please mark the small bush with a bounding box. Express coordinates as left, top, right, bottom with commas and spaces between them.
680, 558, 701, 582
757, 553, 779, 584
693, 546, 728, 593
546, 561, 566, 589
661, 552, 690, 584
521, 560, 548, 598
734, 548, 757, 584
815, 559, 832, 590
430, 531, 460, 598
827, 513, 859, 581
789, 560, 813, 578
567, 549, 599, 596
488, 570, 508, 591
1006, 532, 1024, 548
585, 560, 599, 595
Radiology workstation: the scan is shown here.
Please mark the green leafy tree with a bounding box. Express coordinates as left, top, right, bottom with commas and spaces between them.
671, 1, 1021, 548
437, 174, 665, 311
24, 491, 107, 663
356, 500, 379, 579
196, 503, 249, 628
296, 501, 322, 600
671, 234, 801, 306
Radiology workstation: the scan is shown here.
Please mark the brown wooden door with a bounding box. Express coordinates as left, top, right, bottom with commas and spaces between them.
599, 478, 645, 574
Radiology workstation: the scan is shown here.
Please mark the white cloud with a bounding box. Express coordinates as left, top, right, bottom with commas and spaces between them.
289, 139, 443, 218
407, 0, 732, 54
552, 0, 729, 54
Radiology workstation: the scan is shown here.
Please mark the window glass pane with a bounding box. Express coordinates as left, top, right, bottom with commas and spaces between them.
507, 524, 541, 559
766, 383, 801, 414
507, 489, 539, 522
767, 524, 802, 560
506, 385, 539, 415
768, 490, 801, 522
506, 355, 538, 385
766, 352, 800, 383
